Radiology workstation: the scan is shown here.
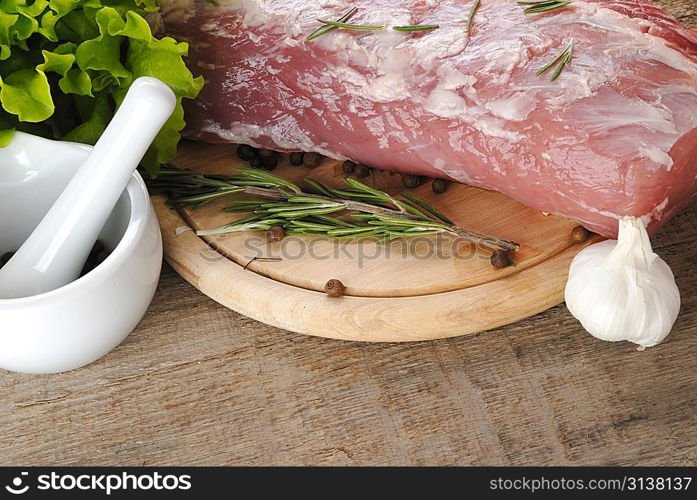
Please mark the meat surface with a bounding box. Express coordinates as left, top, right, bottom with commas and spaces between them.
159, 0, 697, 237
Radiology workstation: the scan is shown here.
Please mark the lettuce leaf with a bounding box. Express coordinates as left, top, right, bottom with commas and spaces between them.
0, 0, 204, 175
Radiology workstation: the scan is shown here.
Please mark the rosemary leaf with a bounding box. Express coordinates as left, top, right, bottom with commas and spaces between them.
307, 7, 358, 41
309, 215, 358, 228
237, 168, 302, 194
466, 0, 480, 34
327, 227, 382, 236
343, 177, 385, 197
518, 0, 574, 14
315, 20, 386, 31
223, 200, 267, 213
223, 207, 265, 213
395, 200, 433, 221
392, 24, 439, 32
221, 180, 279, 187
400, 193, 455, 224
343, 177, 400, 207
273, 206, 347, 219
304, 178, 338, 198
197, 214, 283, 236
286, 196, 341, 205
289, 220, 339, 231
227, 198, 267, 206
173, 188, 245, 207
331, 231, 382, 240
536, 38, 574, 81
330, 189, 382, 201
227, 213, 272, 226
266, 202, 344, 213
387, 230, 443, 237
372, 215, 448, 230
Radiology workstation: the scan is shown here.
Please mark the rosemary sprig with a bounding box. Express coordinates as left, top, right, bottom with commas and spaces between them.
517, 0, 574, 14
466, 0, 480, 34
536, 38, 574, 81
392, 24, 439, 32
307, 7, 359, 41
148, 166, 519, 252
315, 20, 386, 32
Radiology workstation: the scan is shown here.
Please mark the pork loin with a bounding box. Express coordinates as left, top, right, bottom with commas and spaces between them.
159, 0, 697, 237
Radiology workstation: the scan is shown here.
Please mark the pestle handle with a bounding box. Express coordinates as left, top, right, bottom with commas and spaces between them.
0, 77, 176, 299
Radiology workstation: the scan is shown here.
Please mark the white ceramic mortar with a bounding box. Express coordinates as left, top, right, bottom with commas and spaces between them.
0, 132, 162, 374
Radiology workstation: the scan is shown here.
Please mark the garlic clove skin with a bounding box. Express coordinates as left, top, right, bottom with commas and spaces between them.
564, 217, 680, 347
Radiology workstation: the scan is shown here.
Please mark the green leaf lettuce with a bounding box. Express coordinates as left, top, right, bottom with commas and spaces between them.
0, 0, 204, 175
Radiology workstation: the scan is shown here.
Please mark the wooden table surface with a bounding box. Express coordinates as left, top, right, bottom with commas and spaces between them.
2, 1, 697, 467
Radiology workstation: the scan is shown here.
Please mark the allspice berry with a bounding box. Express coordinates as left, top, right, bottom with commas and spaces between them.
237, 144, 257, 161
289, 151, 305, 166
324, 279, 345, 297
571, 225, 589, 243
491, 250, 512, 269
266, 226, 286, 242
354, 164, 370, 178
257, 149, 278, 170
260, 154, 278, 171
303, 152, 323, 169
402, 174, 422, 189
342, 160, 356, 174
432, 178, 448, 194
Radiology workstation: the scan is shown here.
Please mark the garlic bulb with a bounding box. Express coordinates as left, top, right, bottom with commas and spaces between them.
565, 216, 680, 347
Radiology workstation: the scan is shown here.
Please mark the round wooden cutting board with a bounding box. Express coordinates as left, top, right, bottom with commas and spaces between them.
152, 141, 600, 342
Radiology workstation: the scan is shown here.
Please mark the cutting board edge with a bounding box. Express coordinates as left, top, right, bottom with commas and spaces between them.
155, 196, 589, 342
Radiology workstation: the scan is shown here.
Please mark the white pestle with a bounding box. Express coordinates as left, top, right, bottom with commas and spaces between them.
0, 77, 176, 299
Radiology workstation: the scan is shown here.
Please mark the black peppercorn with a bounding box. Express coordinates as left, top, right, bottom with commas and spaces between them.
432, 178, 448, 194
402, 174, 422, 189
354, 164, 370, 178
490, 250, 512, 269
324, 279, 345, 297
289, 151, 305, 166
303, 152, 323, 169
571, 226, 589, 243
260, 154, 278, 171
342, 160, 356, 174
249, 156, 262, 169
237, 144, 257, 161
266, 226, 286, 242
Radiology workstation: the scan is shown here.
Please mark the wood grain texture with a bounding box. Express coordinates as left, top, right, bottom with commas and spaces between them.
1, 0, 696, 466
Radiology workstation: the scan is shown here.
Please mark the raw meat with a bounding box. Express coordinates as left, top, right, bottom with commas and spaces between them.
158, 0, 697, 237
